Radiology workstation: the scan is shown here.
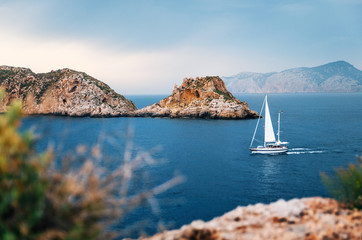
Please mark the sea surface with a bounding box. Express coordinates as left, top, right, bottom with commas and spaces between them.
20, 93, 362, 238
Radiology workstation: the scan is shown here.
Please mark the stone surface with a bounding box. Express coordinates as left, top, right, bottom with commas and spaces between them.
0, 66, 136, 117
145, 197, 362, 240
135, 76, 259, 119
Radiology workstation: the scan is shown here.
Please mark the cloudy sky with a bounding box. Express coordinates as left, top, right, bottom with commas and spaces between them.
0, 0, 361, 94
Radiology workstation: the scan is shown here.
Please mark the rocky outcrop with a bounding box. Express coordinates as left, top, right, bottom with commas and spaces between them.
146, 197, 362, 240
135, 76, 258, 119
0, 66, 258, 119
0, 66, 136, 117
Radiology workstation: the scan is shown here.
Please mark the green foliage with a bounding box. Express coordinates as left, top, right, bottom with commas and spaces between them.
35, 82, 53, 104
39, 69, 75, 82
126, 99, 137, 110
84, 73, 137, 110
0, 92, 182, 239
205, 76, 216, 82
0, 94, 107, 240
0, 99, 49, 240
213, 88, 233, 101
321, 156, 362, 209
195, 80, 205, 89
0, 69, 16, 83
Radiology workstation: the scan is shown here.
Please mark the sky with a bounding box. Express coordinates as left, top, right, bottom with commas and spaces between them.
0, 0, 361, 94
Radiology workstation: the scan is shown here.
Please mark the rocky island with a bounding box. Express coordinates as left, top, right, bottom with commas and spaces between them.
0, 66, 258, 119
0, 66, 136, 117
135, 76, 259, 119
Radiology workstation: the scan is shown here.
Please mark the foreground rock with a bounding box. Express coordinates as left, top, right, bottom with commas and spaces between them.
146, 197, 362, 240
0, 66, 136, 117
135, 76, 258, 119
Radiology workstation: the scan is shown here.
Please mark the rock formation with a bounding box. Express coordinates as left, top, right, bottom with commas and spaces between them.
146, 197, 362, 240
0, 66, 136, 117
135, 76, 258, 119
0, 66, 259, 119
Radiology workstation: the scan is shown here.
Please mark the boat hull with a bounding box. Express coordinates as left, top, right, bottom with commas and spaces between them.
249, 146, 288, 154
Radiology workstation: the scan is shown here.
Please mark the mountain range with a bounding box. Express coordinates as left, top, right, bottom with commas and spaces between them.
222, 61, 362, 93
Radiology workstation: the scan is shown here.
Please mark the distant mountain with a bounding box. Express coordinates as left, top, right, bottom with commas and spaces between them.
222, 61, 362, 93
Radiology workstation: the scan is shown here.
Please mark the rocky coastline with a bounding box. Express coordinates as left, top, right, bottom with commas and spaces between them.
0, 66, 136, 117
145, 197, 362, 240
0, 66, 258, 119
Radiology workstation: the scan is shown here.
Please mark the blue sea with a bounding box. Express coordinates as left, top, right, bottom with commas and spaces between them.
20, 93, 362, 238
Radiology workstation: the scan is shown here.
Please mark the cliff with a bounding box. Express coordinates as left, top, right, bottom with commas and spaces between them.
223, 61, 362, 93
0, 66, 258, 119
0, 66, 136, 117
135, 76, 259, 119
146, 197, 362, 240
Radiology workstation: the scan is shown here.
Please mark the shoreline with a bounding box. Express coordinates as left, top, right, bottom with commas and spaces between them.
14, 112, 259, 120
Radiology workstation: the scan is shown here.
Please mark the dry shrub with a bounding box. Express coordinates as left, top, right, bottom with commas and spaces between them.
321, 155, 362, 209
0, 92, 183, 240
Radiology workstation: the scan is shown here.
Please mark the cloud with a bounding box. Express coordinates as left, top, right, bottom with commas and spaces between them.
1, 0, 361, 95
1, 1, 267, 94
0, 23, 257, 94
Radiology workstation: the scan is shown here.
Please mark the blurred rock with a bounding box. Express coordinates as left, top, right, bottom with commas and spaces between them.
146, 197, 362, 240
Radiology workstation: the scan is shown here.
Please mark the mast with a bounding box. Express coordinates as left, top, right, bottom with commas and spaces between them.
277, 112, 280, 143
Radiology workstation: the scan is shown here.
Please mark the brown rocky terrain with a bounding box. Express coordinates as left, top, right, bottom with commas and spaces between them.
0, 66, 136, 117
146, 197, 362, 240
136, 76, 259, 119
0, 66, 258, 119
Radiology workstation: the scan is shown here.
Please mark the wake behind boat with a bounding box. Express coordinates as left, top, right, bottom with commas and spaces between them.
249, 96, 288, 154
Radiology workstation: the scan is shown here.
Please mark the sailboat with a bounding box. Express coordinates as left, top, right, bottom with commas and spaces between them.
249, 95, 288, 154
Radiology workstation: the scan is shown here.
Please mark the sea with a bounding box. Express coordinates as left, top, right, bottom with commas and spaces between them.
20, 93, 362, 238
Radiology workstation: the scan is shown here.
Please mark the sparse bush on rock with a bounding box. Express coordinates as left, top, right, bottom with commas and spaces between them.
321, 156, 362, 209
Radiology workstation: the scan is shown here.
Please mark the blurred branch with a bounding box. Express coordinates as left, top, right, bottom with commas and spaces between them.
0, 90, 184, 240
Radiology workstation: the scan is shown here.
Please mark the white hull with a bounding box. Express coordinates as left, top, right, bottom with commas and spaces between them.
249, 146, 288, 154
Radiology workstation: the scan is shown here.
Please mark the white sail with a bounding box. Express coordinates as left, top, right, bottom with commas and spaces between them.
264, 96, 276, 143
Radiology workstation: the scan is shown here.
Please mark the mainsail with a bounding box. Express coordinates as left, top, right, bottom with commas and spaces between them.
264, 96, 276, 143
